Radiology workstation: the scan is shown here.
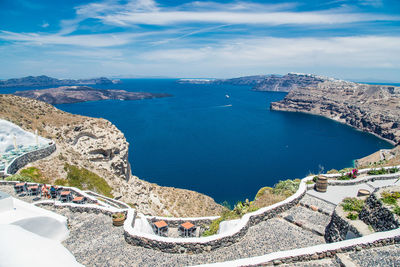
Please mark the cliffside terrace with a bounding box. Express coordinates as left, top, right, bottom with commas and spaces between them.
1, 165, 400, 266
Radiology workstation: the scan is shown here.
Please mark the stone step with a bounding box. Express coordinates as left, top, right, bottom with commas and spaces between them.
282, 205, 332, 236
300, 193, 336, 215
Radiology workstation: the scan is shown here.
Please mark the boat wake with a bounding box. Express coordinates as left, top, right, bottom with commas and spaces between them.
216, 104, 232, 108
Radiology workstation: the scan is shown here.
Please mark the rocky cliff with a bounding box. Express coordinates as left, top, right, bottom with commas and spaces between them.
179, 73, 327, 92
14, 86, 171, 104
0, 94, 223, 217
270, 80, 400, 145
0, 75, 121, 88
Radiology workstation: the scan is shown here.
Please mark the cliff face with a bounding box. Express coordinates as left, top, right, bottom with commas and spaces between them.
14, 86, 171, 104
0, 94, 223, 217
270, 80, 400, 144
178, 73, 327, 92
0, 75, 121, 88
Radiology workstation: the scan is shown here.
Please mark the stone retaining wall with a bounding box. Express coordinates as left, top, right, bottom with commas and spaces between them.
84, 190, 130, 209
5, 143, 56, 175
123, 189, 306, 254
207, 228, 400, 266
35, 201, 123, 217
325, 210, 362, 243
146, 217, 217, 228
252, 235, 400, 266
359, 193, 399, 232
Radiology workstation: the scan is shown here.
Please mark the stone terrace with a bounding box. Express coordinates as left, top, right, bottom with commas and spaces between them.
2, 176, 400, 266
42, 206, 325, 267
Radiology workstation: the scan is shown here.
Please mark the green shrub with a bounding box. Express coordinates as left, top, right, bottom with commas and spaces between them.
381, 191, 400, 206
338, 173, 351, 180
367, 167, 399, 176
272, 179, 301, 197
20, 167, 49, 184
393, 206, 400, 216
63, 164, 113, 198
339, 167, 353, 173
346, 212, 358, 220
5, 174, 34, 183
255, 187, 273, 199
306, 180, 314, 184
341, 198, 365, 212
54, 178, 68, 186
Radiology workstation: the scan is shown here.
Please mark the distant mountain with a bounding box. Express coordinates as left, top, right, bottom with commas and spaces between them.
178, 73, 329, 92
14, 86, 171, 104
0, 75, 121, 88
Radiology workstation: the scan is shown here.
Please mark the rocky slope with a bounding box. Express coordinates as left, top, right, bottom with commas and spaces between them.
270, 80, 400, 145
0, 94, 223, 217
179, 73, 327, 92
0, 75, 120, 88
14, 86, 171, 104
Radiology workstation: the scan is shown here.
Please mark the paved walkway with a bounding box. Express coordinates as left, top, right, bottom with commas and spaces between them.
307, 179, 400, 205
43, 205, 324, 267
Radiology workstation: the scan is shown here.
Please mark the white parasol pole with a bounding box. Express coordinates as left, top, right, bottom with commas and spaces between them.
35, 129, 39, 146
13, 134, 17, 150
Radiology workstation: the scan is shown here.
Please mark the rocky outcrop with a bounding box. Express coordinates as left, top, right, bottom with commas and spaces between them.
14, 86, 171, 104
271, 80, 400, 144
0, 75, 121, 88
0, 94, 224, 217
179, 73, 327, 92
359, 190, 399, 232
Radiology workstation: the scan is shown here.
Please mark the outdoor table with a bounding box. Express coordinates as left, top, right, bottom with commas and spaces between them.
27, 185, 39, 196
72, 196, 85, 204
180, 222, 195, 237
14, 183, 25, 193
60, 191, 72, 202
153, 220, 168, 236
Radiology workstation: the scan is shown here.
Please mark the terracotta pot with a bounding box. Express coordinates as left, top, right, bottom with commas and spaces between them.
112, 216, 126, 226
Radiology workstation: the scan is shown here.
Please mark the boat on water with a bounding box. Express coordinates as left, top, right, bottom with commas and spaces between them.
225, 94, 230, 99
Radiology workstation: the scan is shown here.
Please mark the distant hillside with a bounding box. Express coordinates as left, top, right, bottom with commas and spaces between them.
178, 73, 329, 92
14, 86, 171, 104
271, 79, 400, 144
0, 75, 121, 88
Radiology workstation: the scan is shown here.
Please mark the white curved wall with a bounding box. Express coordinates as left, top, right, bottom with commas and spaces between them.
0, 224, 83, 267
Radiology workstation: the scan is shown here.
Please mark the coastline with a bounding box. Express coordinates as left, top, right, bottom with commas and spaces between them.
270, 107, 397, 146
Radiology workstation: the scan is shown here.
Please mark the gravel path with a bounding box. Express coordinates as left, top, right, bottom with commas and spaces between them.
39, 206, 325, 267
346, 244, 400, 267
300, 193, 336, 215
281, 205, 331, 236
280, 258, 340, 266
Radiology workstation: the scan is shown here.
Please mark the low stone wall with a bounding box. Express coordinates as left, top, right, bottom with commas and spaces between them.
325, 210, 362, 243
84, 190, 130, 209
359, 193, 399, 232
207, 228, 400, 266
146, 217, 217, 228
36, 201, 122, 217
5, 143, 56, 175
123, 187, 306, 254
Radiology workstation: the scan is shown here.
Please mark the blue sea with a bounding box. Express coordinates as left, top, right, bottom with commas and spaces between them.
4, 79, 394, 204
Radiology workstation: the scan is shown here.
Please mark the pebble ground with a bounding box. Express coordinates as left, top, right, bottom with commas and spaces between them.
2, 184, 400, 266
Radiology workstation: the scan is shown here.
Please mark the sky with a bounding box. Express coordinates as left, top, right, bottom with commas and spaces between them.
0, 0, 400, 81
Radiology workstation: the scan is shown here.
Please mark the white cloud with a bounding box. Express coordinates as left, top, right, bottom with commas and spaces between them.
359, 0, 383, 7
99, 10, 398, 26
72, 0, 399, 27
41, 22, 49, 28
0, 31, 148, 47
141, 36, 400, 69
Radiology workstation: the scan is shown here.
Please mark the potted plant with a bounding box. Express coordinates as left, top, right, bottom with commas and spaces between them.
112, 212, 126, 226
